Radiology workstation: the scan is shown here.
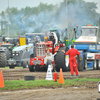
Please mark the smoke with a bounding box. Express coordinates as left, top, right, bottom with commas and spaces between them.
58, 3, 97, 28
57, 2, 99, 40
1, 1, 99, 37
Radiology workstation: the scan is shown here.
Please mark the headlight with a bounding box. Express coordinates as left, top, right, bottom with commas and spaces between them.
13, 54, 15, 56
16, 54, 19, 56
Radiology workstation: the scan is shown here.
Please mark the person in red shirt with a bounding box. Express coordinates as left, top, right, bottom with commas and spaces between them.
62, 45, 80, 76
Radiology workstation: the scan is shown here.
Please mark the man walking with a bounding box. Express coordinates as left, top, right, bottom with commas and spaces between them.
62, 45, 80, 76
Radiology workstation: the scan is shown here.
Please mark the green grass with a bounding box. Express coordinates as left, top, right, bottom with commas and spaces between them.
0, 66, 23, 69
0, 78, 100, 91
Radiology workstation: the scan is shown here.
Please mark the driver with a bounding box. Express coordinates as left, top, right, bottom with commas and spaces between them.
88, 30, 95, 36
49, 33, 55, 53
49, 33, 55, 46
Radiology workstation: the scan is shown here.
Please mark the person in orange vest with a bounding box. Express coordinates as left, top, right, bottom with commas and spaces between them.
62, 45, 80, 76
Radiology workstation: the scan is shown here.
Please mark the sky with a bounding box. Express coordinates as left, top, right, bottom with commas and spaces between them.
0, 0, 100, 13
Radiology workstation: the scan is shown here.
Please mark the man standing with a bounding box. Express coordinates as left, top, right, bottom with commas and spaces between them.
62, 45, 80, 76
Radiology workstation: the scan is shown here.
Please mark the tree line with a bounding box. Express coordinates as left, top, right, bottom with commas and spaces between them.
0, 0, 100, 37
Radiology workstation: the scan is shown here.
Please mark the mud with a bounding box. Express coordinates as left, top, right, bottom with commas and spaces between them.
0, 68, 100, 100
1, 68, 100, 80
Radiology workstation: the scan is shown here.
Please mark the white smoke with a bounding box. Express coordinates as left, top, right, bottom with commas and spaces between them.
1, 1, 99, 37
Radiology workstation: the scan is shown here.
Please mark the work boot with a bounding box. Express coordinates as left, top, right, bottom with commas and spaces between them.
71, 75, 74, 76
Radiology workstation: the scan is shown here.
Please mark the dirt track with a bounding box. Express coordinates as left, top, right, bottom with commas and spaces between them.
1, 68, 100, 80
0, 68, 100, 100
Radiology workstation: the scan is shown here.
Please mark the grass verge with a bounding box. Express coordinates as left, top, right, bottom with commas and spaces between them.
0, 78, 100, 91
0, 66, 23, 69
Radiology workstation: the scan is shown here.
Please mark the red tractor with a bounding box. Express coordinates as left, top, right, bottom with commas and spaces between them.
29, 32, 70, 72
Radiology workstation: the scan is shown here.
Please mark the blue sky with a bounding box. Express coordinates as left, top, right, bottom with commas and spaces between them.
0, 0, 100, 13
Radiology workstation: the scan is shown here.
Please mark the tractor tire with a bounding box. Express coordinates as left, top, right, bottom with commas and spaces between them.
29, 65, 35, 72
23, 61, 29, 68
78, 55, 83, 71
93, 61, 97, 70
96, 60, 100, 70
55, 46, 70, 72
9, 65, 15, 69
97, 64, 100, 70
0, 52, 6, 67
6, 49, 11, 60
97, 66, 100, 70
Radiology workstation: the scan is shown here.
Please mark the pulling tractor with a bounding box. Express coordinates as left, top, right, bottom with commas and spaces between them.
0, 36, 15, 67
70, 25, 100, 70
7, 33, 45, 69
29, 32, 70, 72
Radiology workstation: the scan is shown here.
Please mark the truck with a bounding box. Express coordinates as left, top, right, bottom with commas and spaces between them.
70, 25, 100, 70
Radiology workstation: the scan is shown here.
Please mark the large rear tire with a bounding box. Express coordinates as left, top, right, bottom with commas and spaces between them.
55, 46, 70, 72
0, 52, 6, 67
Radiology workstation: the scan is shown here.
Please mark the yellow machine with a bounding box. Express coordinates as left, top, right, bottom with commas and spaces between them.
19, 36, 26, 46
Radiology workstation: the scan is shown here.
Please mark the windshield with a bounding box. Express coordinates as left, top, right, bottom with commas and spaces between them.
26, 33, 45, 44
82, 28, 97, 36
50, 29, 68, 43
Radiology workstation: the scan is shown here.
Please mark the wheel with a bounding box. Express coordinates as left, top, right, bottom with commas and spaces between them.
0, 52, 6, 67
29, 65, 35, 72
97, 60, 100, 70
6, 49, 11, 60
9, 65, 15, 69
78, 55, 83, 71
93, 60, 97, 70
55, 46, 70, 72
23, 61, 29, 68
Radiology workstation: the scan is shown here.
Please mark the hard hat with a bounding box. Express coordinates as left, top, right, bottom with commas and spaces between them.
44, 36, 47, 39
76, 25, 78, 27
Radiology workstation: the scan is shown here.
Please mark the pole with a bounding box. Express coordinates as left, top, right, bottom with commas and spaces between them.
66, 0, 69, 45
8, 0, 9, 38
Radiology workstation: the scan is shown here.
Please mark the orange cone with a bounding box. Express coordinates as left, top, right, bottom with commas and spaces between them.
58, 68, 64, 84
0, 71, 5, 88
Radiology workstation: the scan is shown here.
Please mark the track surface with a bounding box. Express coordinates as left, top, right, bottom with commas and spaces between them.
1, 68, 100, 80
0, 68, 100, 100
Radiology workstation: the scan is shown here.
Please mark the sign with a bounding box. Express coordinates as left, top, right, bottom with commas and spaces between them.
74, 36, 97, 43
95, 55, 100, 59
